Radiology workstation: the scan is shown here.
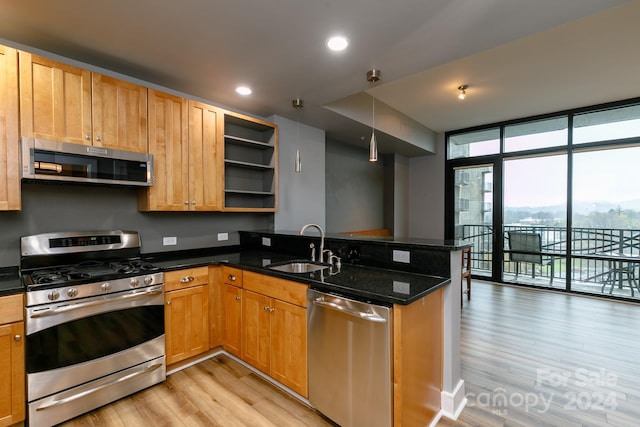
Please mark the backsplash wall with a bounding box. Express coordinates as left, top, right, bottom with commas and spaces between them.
0, 183, 272, 267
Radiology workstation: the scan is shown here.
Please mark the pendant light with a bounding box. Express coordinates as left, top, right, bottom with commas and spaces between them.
367, 69, 381, 162
292, 98, 303, 172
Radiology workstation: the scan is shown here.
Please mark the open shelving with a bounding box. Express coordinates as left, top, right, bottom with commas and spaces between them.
223, 113, 278, 211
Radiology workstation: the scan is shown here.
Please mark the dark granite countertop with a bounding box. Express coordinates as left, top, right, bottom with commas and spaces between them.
1, 238, 452, 303
0, 267, 23, 297
145, 249, 450, 305
247, 229, 472, 251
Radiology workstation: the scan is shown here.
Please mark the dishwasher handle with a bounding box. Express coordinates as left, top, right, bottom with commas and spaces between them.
312, 297, 388, 323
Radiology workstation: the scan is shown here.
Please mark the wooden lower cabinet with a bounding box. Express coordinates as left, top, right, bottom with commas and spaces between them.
223, 269, 308, 397
221, 266, 243, 356
393, 287, 443, 426
164, 267, 210, 365
223, 283, 242, 357
269, 298, 307, 395
0, 293, 25, 427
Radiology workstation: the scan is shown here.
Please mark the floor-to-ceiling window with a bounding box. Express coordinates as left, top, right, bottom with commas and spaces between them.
446, 97, 640, 301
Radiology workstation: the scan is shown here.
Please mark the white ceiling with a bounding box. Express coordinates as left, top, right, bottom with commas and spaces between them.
0, 0, 637, 156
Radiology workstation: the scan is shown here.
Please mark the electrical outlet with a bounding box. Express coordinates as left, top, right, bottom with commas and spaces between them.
217, 232, 229, 241
163, 236, 177, 246
262, 237, 271, 247
393, 281, 411, 294
392, 249, 410, 263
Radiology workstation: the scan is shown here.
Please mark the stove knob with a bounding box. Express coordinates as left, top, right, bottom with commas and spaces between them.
67, 288, 78, 298
130, 278, 141, 288
101, 282, 112, 292
47, 290, 60, 301
144, 276, 154, 286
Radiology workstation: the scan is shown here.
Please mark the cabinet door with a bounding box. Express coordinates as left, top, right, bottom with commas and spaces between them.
271, 299, 307, 397
165, 285, 210, 365
223, 284, 242, 357
241, 290, 271, 374
0, 45, 20, 211
141, 89, 189, 211
0, 321, 25, 426
91, 73, 148, 153
18, 51, 92, 145
189, 100, 222, 211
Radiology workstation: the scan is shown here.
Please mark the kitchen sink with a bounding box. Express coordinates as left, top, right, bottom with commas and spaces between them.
267, 261, 330, 273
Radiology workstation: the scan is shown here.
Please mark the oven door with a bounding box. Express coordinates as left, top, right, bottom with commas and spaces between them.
26, 285, 165, 402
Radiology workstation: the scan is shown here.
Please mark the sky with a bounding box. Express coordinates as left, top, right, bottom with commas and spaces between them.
466, 119, 640, 209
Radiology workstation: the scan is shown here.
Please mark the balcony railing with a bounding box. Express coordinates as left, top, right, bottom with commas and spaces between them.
459, 224, 640, 298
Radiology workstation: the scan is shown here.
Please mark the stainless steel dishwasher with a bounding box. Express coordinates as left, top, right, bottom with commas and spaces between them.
307, 289, 392, 427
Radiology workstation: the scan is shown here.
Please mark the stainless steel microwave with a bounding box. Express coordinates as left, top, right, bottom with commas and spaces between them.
21, 137, 154, 187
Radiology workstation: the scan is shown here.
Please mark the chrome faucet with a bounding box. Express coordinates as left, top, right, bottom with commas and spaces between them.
299, 223, 324, 262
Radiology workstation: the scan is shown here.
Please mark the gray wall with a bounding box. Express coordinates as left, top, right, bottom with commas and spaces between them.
383, 153, 409, 237
273, 115, 326, 231
0, 183, 272, 267
325, 139, 385, 233
393, 154, 410, 237
408, 133, 445, 239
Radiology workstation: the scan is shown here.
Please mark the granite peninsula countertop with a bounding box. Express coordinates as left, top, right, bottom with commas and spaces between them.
1, 242, 453, 303
146, 249, 450, 305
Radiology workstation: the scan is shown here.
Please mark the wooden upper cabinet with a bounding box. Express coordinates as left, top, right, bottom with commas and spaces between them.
140, 92, 222, 211
0, 45, 20, 211
140, 89, 189, 211
188, 100, 222, 211
91, 74, 148, 153
19, 51, 92, 145
19, 51, 148, 153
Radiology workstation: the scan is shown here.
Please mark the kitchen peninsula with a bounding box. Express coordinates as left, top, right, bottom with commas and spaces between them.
148, 229, 468, 426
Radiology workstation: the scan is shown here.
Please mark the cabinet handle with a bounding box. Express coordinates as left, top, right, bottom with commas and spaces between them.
14, 335, 21, 341
235, 296, 241, 301
184, 201, 189, 205
264, 306, 275, 313
228, 274, 236, 281
191, 201, 196, 205
95, 135, 101, 142
166, 300, 171, 305
180, 276, 195, 283
85, 134, 91, 141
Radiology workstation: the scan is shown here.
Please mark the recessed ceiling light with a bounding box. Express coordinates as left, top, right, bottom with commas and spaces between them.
236, 86, 252, 96
327, 36, 349, 51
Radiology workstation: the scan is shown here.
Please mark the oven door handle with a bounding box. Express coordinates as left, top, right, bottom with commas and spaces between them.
34, 361, 164, 411
29, 287, 163, 319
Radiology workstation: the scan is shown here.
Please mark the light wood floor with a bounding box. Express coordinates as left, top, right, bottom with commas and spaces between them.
59, 354, 334, 427
439, 281, 640, 427
59, 280, 640, 427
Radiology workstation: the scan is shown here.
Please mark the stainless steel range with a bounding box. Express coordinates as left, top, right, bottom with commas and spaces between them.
21, 230, 166, 427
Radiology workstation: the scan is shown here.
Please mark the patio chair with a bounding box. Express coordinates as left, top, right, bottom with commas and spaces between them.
507, 231, 554, 284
